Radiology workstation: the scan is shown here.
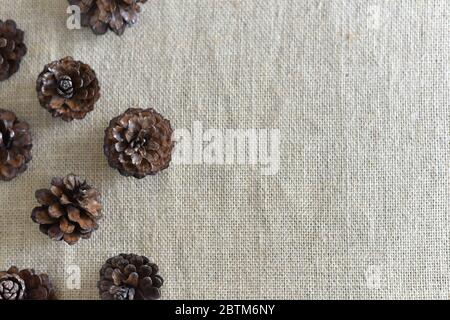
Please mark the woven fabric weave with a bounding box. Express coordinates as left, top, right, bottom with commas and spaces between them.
0, 0, 449, 299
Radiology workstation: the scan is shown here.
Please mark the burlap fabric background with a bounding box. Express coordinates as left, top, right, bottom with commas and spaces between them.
1, 0, 449, 300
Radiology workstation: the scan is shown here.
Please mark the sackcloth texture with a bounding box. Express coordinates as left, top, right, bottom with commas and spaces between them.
0, 0, 449, 299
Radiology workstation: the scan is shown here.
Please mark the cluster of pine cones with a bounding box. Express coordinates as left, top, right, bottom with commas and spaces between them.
2, 1, 148, 82
1, 2, 170, 300
1, 254, 163, 300
4, 53, 174, 180
0, 267, 56, 300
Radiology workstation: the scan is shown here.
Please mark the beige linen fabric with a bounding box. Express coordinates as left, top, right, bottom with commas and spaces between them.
1, 0, 450, 300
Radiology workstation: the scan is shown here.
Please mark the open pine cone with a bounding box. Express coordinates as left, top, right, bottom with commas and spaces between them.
36, 56, 100, 121
98, 254, 163, 300
104, 108, 174, 178
0, 109, 32, 181
0, 20, 27, 81
0, 266, 56, 300
31, 174, 102, 245
68, 0, 148, 35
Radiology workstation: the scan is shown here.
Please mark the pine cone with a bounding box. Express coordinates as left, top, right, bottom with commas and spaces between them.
98, 254, 163, 300
0, 272, 25, 300
104, 108, 174, 178
0, 266, 56, 300
0, 20, 27, 81
36, 56, 100, 122
31, 174, 102, 245
68, 0, 147, 35
0, 109, 32, 181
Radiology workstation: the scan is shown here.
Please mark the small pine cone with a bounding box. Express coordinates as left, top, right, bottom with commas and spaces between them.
0, 272, 25, 300
31, 174, 102, 245
36, 56, 100, 121
68, 0, 147, 35
98, 254, 163, 300
0, 20, 27, 81
0, 266, 56, 300
0, 109, 32, 181
104, 108, 174, 178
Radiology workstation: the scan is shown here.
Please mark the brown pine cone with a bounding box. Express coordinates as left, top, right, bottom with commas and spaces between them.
36, 56, 100, 122
0, 109, 32, 181
68, 0, 147, 35
104, 108, 174, 178
0, 266, 56, 300
31, 174, 102, 245
98, 254, 163, 300
0, 272, 25, 300
0, 20, 27, 81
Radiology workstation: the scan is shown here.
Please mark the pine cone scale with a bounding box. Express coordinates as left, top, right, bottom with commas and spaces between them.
31, 207, 58, 225
35, 189, 58, 205
63, 232, 81, 245
60, 216, 75, 233
47, 224, 64, 241
48, 203, 64, 218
